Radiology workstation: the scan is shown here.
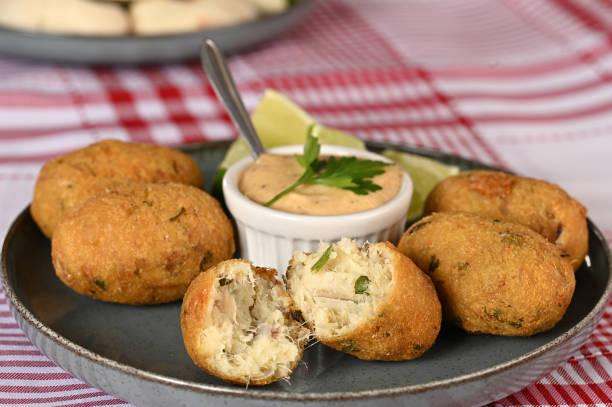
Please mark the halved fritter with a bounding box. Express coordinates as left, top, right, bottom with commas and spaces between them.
286, 238, 441, 361
181, 259, 309, 385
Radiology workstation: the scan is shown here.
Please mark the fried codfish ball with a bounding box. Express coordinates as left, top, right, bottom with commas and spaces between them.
425, 170, 587, 270
31, 139, 203, 238
131, 0, 258, 35
0, 0, 130, 36
286, 238, 441, 361
398, 212, 575, 336
51, 182, 234, 304
181, 260, 309, 386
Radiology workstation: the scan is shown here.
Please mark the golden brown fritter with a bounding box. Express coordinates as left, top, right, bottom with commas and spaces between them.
286, 239, 441, 361
31, 139, 203, 238
181, 260, 309, 386
425, 170, 588, 270
398, 212, 575, 336
51, 182, 234, 304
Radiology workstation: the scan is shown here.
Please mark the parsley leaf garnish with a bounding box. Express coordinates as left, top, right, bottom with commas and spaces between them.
264, 126, 389, 207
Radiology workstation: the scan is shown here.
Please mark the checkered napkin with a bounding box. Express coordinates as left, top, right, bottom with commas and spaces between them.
1, 0, 612, 405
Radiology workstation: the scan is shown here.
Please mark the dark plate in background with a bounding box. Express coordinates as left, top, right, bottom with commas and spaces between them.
2, 141, 611, 407
0, 0, 315, 65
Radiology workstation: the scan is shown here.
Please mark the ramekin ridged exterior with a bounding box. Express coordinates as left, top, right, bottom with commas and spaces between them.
222, 145, 413, 272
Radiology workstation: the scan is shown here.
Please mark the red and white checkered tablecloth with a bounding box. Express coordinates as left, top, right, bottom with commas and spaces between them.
1, 0, 612, 405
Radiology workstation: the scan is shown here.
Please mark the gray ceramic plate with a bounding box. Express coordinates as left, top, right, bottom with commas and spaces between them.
2, 141, 612, 407
0, 0, 315, 65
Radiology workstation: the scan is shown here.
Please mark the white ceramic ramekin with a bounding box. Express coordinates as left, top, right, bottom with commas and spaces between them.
222, 145, 413, 273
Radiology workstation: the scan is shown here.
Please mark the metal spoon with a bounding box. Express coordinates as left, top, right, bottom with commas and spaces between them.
200, 38, 265, 159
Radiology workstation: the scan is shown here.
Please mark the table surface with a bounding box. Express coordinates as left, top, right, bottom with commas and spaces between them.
1, 0, 612, 406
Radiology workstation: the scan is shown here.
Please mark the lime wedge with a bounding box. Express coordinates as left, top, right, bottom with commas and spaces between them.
313, 125, 365, 149
251, 89, 315, 148
218, 137, 254, 171
214, 89, 458, 219
383, 150, 460, 220
217, 89, 364, 171
213, 90, 364, 198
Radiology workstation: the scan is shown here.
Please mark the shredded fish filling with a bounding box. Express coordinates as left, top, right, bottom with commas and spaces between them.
198, 262, 308, 382
288, 238, 392, 339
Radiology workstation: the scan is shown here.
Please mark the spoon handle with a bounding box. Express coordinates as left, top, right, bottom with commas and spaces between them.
201, 39, 264, 158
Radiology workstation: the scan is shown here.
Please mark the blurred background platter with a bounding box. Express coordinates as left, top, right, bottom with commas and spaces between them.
0, 0, 314, 65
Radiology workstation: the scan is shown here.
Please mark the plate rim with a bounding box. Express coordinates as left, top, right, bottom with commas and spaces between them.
2, 140, 611, 402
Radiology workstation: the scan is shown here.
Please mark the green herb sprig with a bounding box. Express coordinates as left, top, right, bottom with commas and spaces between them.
311, 244, 334, 272
354, 275, 370, 295
264, 127, 390, 207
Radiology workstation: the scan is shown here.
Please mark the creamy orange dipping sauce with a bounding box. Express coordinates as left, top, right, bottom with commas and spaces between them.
239, 154, 403, 215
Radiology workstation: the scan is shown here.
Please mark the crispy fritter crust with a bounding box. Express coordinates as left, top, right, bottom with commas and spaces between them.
288, 242, 442, 361
181, 259, 307, 386
51, 182, 233, 304
32, 139, 203, 238
425, 170, 588, 270
398, 212, 576, 336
